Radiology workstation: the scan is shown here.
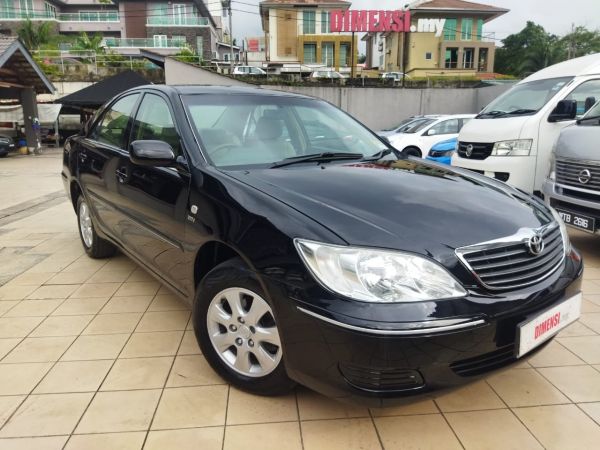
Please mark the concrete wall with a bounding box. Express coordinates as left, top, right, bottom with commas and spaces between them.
164, 58, 248, 86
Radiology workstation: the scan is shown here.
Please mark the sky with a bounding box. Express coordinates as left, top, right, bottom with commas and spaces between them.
225, 0, 600, 46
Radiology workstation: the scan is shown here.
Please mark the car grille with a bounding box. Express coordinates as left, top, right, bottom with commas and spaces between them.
556, 158, 600, 192
339, 364, 424, 391
450, 345, 516, 377
456, 224, 565, 291
457, 142, 494, 160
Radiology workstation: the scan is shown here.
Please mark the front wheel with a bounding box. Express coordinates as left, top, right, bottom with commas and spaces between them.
193, 258, 294, 395
403, 146, 422, 158
76, 196, 116, 259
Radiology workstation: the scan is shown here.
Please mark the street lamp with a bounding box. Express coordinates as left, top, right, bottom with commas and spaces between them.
221, 0, 234, 73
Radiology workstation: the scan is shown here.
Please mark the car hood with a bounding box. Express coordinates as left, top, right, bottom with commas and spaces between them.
555, 124, 600, 160
225, 159, 552, 260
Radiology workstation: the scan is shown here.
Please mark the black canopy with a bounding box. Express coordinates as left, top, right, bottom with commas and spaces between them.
56, 70, 150, 110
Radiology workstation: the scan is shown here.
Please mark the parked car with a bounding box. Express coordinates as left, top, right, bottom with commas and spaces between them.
380, 72, 410, 81
378, 115, 446, 138
426, 137, 457, 165
544, 100, 600, 234
0, 135, 15, 157
310, 70, 346, 79
62, 85, 582, 406
454, 53, 600, 195
233, 66, 267, 76
388, 114, 474, 157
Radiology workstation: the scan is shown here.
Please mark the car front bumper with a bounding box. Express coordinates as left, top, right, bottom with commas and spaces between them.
265, 253, 583, 407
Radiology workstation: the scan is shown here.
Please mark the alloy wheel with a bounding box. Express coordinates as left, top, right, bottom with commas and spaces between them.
79, 201, 93, 248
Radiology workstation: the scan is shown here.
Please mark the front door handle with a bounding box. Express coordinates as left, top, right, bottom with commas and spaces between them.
116, 167, 129, 183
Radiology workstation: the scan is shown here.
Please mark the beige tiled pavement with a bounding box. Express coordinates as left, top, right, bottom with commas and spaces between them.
1, 152, 600, 449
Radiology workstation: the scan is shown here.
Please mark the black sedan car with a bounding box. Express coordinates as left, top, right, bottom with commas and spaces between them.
0, 135, 15, 157
61, 85, 583, 406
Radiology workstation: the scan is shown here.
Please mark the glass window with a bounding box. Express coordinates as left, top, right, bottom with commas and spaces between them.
132, 94, 180, 156
428, 119, 460, 135
476, 19, 483, 41
303, 10, 316, 34
322, 42, 334, 67
461, 18, 473, 40
196, 36, 204, 60
44, 2, 56, 19
153, 35, 167, 47
340, 43, 350, 67
444, 18, 457, 41
92, 94, 139, 148
563, 80, 600, 116
321, 11, 330, 33
19, 0, 33, 18
463, 48, 474, 69
303, 43, 316, 64
1, 0, 15, 19
445, 48, 458, 68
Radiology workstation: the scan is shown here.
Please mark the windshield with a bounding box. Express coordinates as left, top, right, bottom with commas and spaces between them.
401, 119, 435, 134
478, 77, 573, 118
183, 94, 388, 169
382, 117, 417, 131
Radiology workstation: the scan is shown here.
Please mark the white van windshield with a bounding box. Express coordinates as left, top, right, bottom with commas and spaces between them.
477, 77, 573, 119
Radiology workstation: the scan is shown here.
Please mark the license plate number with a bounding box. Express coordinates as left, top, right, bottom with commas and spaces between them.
516, 293, 582, 358
556, 209, 595, 233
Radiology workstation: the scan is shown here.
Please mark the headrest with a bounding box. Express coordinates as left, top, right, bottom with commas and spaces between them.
256, 117, 283, 140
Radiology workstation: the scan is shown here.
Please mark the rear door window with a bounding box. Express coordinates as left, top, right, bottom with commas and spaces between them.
131, 93, 181, 157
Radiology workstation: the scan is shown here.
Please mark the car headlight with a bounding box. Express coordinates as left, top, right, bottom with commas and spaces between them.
295, 239, 467, 303
491, 139, 532, 156
549, 207, 571, 254
548, 154, 556, 181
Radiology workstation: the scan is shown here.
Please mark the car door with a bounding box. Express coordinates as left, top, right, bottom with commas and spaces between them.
110, 92, 191, 291
79, 93, 141, 238
420, 118, 460, 154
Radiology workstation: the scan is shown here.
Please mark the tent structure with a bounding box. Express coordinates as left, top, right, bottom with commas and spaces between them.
55, 70, 151, 110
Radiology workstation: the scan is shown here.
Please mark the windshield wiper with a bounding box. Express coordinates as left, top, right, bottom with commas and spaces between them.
477, 109, 537, 119
361, 148, 397, 161
269, 152, 363, 169
476, 110, 506, 118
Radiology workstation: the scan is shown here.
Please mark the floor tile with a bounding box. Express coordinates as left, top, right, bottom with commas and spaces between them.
558, 335, 600, 364
61, 333, 129, 361
86, 270, 132, 284
114, 282, 160, 297
146, 428, 223, 450
27, 284, 78, 300
125, 268, 154, 282
370, 398, 438, 417
486, 368, 569, 407
83, 312, 142, 335
375, 413, 462, 450
0, 362, 53, 395
0, 317, 43, 338
0, 338, 21, 359
136, 311, 190, 332
226, 387, 298, 425
75, 389, 161, 433
70, 283, 121, 298
30, 315, 93, 337
166, 355, 223, 387
225, 422, 301, 450
579, 402, 600, 425
435, 380, 504, 412
297, 388, 369, 420
3, 336, 75, 363
100, 296, 154, 314
101, 356, 172, 391
0, 436, 68, 450
45, 271, 94, 285
7, 271, 55, 286
3, 300, 63, 317
51, 297, 109, 316
586, 294, 600, 307
35, 360, 113, 394
538, 365, 600, 402
148, 293, 189, 312
580, 312, 600, 333
177, 330, 201, 355
151, 385, 228, 429
558, 320, 597, 337
301, 418, 382, 450
120, 331, 183, 358
0, 301, 18, 315
64, 432, 145, 450
582, 300, 600, 313
514, 404, 600, 450
527, 340, 585, 367
0, 396, 25, 428
0, 285, 37, 301
0, 392, 93, 437
445, 409, 542, 450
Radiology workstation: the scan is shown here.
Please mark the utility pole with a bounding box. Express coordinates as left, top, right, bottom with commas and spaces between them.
222, 0, 234, 73
568, 23, 576, 60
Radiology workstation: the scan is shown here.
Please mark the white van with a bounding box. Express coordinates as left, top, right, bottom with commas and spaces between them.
452, 53, 600, 195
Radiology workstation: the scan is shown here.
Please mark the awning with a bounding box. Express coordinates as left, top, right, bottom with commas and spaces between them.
0, 104, 62, 124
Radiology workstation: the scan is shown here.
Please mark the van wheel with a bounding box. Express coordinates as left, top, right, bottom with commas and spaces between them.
76, 196, 116, 259
193, 258, 295, 396
403, 146, 422, 158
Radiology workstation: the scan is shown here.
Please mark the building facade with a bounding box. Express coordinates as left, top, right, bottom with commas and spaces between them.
364, 0, 508, 77
259, 0, 357, 74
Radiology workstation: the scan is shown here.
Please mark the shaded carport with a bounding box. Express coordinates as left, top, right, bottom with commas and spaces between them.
0, 37, 55, 150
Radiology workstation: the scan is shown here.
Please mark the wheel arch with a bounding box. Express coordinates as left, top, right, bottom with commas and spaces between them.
193, 240, 255, 288
70, 180, 83, 211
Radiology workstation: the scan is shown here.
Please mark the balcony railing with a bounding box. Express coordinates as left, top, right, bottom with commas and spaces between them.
146, 16, 209, 26
104, 38, 187, 48
58, 12, 119, 22
0, 11, 56, 20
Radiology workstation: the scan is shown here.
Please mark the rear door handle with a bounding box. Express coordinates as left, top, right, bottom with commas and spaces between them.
116, 167, 129, 183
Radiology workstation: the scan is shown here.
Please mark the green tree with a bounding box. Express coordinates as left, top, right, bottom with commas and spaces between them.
560, 26, 600, 58
17, 19, 54, 50
73, 32, 105, 53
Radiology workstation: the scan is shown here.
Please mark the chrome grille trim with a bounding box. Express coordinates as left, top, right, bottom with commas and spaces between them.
556, 158, 600, 192
455, 223, 565, 291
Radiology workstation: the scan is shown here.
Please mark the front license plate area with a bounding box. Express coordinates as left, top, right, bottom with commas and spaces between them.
556, 208, 595, 233
516, 293, 582, 358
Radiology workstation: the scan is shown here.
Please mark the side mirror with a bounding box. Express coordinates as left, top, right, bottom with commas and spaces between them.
426, 129, 437, 136
130, 140, 175, 167
548, 100, 577, 122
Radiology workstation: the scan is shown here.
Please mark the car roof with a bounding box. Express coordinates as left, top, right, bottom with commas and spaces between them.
125, 84, 313, 99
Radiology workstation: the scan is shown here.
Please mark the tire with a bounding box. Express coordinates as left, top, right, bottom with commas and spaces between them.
403, 146, 422, 158
76, 195, 116, 259
0, 152, 7, 158
193, 258, 295, 396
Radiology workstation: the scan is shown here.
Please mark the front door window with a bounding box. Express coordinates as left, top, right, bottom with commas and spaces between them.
132, 94, 180, 156
91, 94, 140, 148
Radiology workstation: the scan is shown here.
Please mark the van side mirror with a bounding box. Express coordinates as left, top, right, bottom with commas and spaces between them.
548, 100, 577, 122
130, 140, 175, 167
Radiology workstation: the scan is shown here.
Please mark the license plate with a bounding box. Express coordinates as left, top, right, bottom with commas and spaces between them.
516, 293, 582, 358
556, 208, 595, 233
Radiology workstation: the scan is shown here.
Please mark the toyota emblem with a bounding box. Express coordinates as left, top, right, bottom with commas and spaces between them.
527, 234, 544, 256
465, 144, 474, 157
578, 169, 592, 185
